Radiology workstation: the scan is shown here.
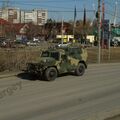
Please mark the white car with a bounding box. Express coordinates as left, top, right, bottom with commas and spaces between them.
57, 43, 71, 47
27, 41, 37, 46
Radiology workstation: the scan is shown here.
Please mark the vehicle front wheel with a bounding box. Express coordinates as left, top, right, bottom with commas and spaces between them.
75, 63, 85, 76
44, 67, 57, 81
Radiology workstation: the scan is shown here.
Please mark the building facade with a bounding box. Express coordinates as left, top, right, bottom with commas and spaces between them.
0, 8, 20, 23
20, 9, 47, 25
0, 8, 48, 25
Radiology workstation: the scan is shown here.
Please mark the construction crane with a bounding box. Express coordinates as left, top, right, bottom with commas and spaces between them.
2, 0, 9, 9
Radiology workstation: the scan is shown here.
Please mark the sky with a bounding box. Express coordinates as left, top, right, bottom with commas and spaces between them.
0, 0, 120, 23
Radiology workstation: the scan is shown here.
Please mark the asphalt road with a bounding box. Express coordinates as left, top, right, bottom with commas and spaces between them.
0, 63, 120, 120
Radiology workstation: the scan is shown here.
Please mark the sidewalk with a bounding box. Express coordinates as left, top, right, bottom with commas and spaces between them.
0, 71, 21, 79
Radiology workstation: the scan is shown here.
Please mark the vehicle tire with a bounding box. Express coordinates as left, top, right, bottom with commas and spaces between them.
44, 67, 57, 81
75, 63, 85, 76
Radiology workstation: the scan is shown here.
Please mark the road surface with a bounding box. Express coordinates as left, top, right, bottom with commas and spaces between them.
0, 63, 120, 120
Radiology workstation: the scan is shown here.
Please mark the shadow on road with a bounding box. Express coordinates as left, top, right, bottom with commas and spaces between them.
17, 72, 40, 81
17, 72, 74, 82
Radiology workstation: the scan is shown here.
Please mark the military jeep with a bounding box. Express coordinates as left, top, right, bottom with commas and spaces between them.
26, 45, 88, 81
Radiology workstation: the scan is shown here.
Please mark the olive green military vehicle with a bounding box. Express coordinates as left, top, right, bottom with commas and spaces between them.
26, 45, 88, 81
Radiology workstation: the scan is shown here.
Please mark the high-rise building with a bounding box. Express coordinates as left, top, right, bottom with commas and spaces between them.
37, 9, 48, 25
20, 9, 47, 25
0, 7, 20, 23
0, 7, 48, 25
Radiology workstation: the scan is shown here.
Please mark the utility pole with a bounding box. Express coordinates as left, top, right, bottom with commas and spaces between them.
61, 17, 64, 44
101, 0, 104, 59
73, 0, 76, 37
98, 0, 101, 63
113, 1, 117, 26
108, 20, 111, 60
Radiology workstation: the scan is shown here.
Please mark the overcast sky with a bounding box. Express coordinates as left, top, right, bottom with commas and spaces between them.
0, 0, 120, 23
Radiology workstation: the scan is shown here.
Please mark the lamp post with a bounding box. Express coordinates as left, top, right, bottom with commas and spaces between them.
98, 0, 101, 63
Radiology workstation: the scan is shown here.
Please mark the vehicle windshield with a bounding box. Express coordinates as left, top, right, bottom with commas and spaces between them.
41, 51, 60, 60
41, 51, 49, 57
69, 47, 82, 55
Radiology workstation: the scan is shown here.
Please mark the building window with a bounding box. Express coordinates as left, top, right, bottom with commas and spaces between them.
42, 13, 45, 17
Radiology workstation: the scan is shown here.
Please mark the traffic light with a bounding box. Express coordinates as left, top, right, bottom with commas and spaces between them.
96, 11, 98, 19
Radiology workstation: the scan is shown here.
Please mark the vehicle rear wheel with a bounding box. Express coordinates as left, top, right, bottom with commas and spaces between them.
75, 63, 85, 76
44, 67, 57, 81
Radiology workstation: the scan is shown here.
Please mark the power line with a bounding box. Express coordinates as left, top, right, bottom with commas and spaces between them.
105, 1, 120, 8
105, 11, 120, 19
0, 1, 96, 12
48, 10, 94, 12
1, 2, 75, 10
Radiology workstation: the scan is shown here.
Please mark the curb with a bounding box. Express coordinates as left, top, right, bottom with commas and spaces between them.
0, 72, 21, 79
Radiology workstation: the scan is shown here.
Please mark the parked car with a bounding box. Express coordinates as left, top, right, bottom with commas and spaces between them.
27, 41, 38, 46
57, 42, 71, 47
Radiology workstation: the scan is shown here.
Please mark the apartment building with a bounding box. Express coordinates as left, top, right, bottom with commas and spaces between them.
0, 8, 48, 25
0, 8, 20, 23
20, 9, 47, 25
